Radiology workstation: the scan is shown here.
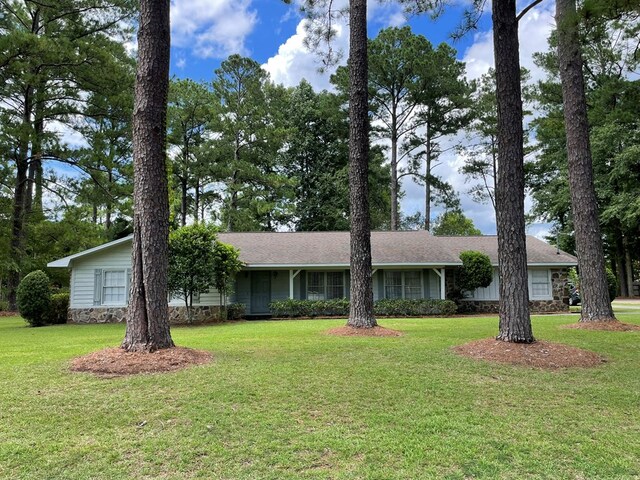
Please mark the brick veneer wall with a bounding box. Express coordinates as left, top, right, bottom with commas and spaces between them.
68, 305, 223, 324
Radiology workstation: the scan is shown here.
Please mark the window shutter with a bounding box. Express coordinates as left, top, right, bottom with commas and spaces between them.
126, 268, 132, 303
93, 269, 103, 305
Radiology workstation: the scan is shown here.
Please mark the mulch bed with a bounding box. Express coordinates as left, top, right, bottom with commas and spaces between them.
563, 321, 640, 331
452, 338, 605, 369
70, 347, 213, 377
325, 325, 404, 337
0, 311, 18, 317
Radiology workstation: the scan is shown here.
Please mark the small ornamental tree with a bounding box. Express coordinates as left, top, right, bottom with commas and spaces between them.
458, 250, 493, 292
17, 270, 51, 327
168, 224, 218, 322
212, 241, 243, 319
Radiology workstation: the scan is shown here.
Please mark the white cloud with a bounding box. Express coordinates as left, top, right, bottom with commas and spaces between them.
170, 0, 257, 58
263, 19, 348, 91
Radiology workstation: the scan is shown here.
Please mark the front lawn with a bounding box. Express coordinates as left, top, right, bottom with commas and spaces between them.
1, 314, 639, 479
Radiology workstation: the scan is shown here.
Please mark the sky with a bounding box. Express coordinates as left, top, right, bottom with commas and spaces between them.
128, 0, 559, 236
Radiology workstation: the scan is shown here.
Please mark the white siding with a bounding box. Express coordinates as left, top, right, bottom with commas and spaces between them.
468, 268, 553, 301
71, 242, 223, 308
71, 243, 132, 308
470, 268, 500, 301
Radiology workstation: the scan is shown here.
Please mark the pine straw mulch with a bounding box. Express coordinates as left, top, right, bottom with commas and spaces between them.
0, 311, 18, 317
70, 347, 213, 377
325, 325, 404, 337
562, 320, 640, 331
452, 338, 605, 369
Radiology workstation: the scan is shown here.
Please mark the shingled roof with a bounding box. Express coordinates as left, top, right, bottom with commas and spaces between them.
217, 231, 576, 267
49, 230, 577, 269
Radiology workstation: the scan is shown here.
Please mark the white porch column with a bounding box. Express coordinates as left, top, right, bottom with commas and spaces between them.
433, 268, 446, 300
289, 269, 301, 299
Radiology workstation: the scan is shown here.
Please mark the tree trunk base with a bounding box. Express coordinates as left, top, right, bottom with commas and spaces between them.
579, 315, 617, 323
495, 333, 536, 344
121, 339, 175, 353
347, 317, 378, 329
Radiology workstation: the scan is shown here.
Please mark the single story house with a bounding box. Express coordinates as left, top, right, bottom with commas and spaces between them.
47, 231, 577, 323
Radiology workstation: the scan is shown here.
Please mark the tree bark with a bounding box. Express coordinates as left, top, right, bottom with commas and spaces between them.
492, 0, 534, 343
122, 0, 174, 352
424, 133, 432, 231
390, 134, 399, 231
7, 85, 33, 310
615, 234, 628, 297
623, 235, 634, 297
556, 0, 616, 322
347, 0, 376, 328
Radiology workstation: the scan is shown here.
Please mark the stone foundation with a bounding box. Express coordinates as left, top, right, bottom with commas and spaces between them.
461, 299, 568, 314
69, 305, 223, 324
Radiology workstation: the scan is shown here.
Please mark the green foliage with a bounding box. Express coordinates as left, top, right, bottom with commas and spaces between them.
168, 224, 219, 320
0, 300, 9, 311
212, 241, 244, 319
16, 270, 51, 327
225, 303, 246, 320
269, 298, 456, 317
283, 81, 390, 230
458, 251, 493, 291
374, 299, 458, 317
432, 211, 482, 236
48, 293, 69, 325
269, 299, 348, 318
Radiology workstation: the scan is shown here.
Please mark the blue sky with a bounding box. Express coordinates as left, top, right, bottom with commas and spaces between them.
55, 0, 557, 235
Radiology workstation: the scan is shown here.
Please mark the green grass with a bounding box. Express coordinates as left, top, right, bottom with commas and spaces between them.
1, 313, 639, 479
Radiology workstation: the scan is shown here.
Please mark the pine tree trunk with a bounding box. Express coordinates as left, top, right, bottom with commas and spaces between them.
122, 0, 174, 352
390, 130, 398, 231
424, 137, 432, 231
615, 234, 628, 297
492, 0, 534, 343
347, 0, 376, 328
623, 235, 634, 297
7, 86, 33, 310
556, 0, 616, 322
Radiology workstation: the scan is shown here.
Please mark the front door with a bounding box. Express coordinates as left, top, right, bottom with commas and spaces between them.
250, 271, 271, 314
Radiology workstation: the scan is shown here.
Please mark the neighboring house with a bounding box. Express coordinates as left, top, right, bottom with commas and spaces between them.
47, 231, 577, 323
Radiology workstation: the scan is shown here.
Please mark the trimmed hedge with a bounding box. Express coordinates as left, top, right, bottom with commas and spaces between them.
48, 292, 70, 324
374, 298, 457, 317
269, 298, 456, 318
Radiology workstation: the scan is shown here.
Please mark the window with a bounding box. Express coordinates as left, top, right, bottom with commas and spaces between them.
384, 271, 403, 299
307, 271, 345, 300
103, 270, 126, 304
530, 270, 551, 298
326, 272, 344, 299
307, 272, 325, 300
384, 271, 423, 300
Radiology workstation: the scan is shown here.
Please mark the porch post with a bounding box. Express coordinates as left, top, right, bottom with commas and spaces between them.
289, 269, 294, 299
289, 269, 301, 299
440, 268, 446, 300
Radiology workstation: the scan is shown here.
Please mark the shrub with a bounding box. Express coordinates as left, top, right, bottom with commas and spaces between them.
48, 292, 70, 324
17, 270, 51, 327
269, 298, 456, 318
0, 300, 9, 311
226, 303, 246, 320
374, 299, 457, 317
458, 251, 493, 292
